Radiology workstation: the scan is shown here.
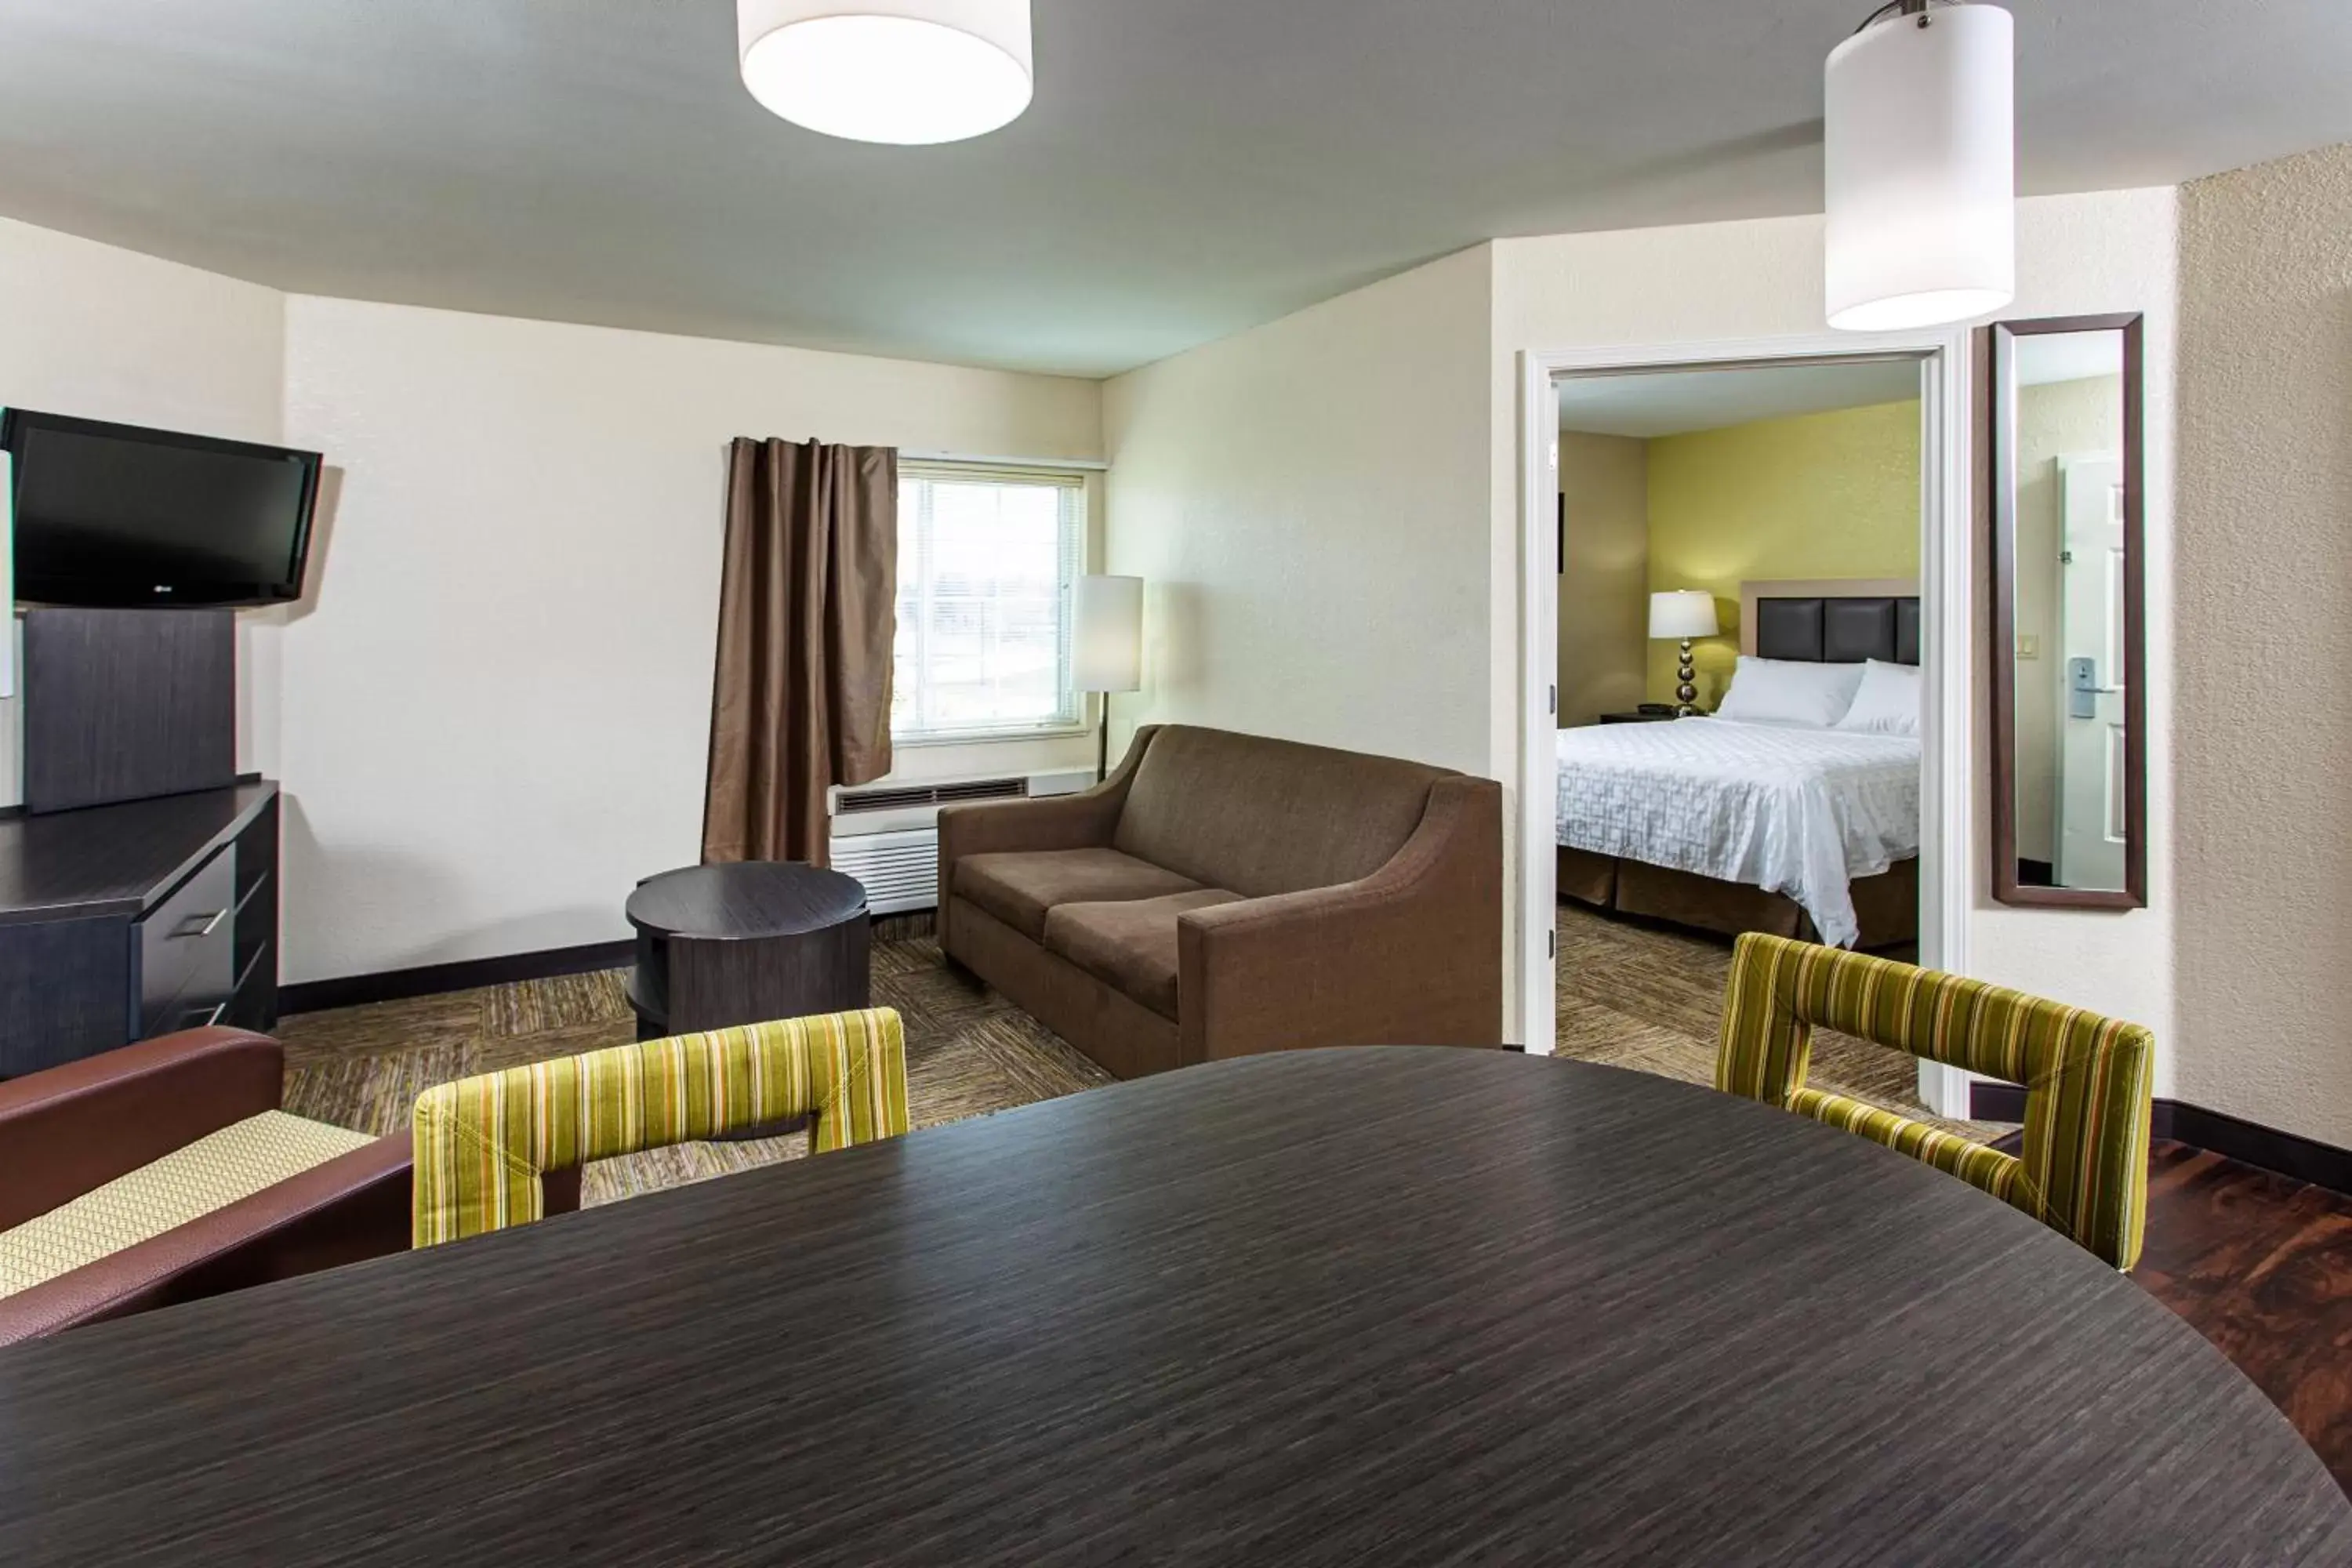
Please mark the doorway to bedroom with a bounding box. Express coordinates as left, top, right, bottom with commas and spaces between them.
1531, 346, 1991, 1134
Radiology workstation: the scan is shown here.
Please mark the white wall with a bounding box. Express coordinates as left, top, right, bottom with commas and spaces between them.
277, 297, 1101, 982
1491, 192, 2182, 1084
0, 217, 288, 795
1102, 248, 1495, 775
0, 216, 1103, 986
2174, 143, 2352, 1151
1098, 200, 2182, 1057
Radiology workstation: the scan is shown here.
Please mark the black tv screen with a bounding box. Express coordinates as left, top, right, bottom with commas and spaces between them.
2, 409, 321, 608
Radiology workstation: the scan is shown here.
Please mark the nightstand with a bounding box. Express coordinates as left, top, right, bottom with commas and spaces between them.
1598, 710, 1682, 724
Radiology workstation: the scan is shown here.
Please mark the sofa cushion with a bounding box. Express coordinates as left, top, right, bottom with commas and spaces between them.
955, 848, 1205, 942
1043, 890, 1246, 1018
0, 1111, 376, 1300
1112, 726, 1454, 899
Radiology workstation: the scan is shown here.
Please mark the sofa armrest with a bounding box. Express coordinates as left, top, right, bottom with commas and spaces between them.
1175, 775, 1504, 1063
0, 1028, 285, 1232
937, 727, 1158, 949
0, 1133, 412, 1345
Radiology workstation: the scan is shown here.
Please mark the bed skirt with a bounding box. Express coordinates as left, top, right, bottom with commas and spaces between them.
1556, 848, 1918, 951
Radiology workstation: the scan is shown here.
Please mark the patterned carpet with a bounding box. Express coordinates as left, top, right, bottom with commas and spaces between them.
1554, 903, 2009, 1140
278, 906, 2002, 1210
278, 913, 1111, 1207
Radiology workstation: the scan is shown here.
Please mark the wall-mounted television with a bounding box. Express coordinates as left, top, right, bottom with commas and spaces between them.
1, 408, 322, 608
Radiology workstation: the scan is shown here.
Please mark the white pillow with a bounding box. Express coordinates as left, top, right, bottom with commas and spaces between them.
1711, 656, 1867, 728
1835, 659, 1921, 736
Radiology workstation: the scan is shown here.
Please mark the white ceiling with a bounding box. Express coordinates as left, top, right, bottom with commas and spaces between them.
2, 2, 2348, 377
1558, 361, 1921, 438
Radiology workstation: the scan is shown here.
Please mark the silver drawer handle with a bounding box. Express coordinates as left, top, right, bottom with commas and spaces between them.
173, 909, 229, 940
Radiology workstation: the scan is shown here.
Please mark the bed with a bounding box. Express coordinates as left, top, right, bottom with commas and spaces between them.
1556, 579, 1922, 949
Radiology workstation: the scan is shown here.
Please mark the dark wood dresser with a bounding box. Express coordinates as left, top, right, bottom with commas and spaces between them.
0, 781, 279, 1078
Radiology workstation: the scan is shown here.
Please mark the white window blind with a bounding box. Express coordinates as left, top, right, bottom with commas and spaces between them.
892, 461, 1086, 743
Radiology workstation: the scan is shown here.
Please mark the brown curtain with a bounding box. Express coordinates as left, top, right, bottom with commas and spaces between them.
701, 438, 897, 866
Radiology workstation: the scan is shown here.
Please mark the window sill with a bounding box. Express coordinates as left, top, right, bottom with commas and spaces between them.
891, 724, 1091, 750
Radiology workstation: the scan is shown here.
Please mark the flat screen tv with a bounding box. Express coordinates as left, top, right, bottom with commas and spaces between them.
2, 408, 322, 608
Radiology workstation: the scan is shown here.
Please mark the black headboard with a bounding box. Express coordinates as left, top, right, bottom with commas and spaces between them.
1743, 581, 1920, 666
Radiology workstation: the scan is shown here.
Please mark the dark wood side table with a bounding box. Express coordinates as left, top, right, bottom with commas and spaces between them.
1597, 710, 1681, 724
624, 862, 870, 1043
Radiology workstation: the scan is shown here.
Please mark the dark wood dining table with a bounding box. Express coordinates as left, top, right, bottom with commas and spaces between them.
2, 1048, 2347, 1566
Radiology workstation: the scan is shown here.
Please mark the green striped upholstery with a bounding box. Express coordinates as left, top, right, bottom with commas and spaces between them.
413, 1009, 910, 1248
1715, 934, 2154, 1271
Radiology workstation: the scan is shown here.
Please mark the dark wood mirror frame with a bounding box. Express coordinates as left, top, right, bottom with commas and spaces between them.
1987, 313, 2147, 909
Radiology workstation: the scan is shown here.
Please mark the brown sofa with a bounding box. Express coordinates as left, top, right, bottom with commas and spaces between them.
938, 724, 1503, 1078
0, 1028, 420, 1344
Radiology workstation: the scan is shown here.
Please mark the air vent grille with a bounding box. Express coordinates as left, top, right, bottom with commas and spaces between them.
836, 776, 1029, 815
829, 828, 940, 914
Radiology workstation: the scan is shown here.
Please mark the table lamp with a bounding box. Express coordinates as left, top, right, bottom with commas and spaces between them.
1074, 575, 1143, 780
1649, 590, 1720, 717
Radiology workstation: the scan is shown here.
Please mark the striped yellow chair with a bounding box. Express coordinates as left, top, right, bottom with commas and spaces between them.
1715, 934, 2154, 1271
412, 1008, 909, 1248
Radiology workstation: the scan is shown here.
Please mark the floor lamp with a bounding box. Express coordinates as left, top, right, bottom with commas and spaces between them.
1075, 575, 1143, 782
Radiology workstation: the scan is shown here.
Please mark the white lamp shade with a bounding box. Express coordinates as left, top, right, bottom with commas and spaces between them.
1649, 590, 1721, 641
739, 0, 1033, 146
1073, 575, 1143, 694
1824, 2, 2014, 332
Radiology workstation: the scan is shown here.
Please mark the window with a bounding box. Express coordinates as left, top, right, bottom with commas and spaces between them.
892, 461, 1086, 743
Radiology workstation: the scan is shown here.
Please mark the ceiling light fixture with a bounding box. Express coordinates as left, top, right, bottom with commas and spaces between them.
738, 0, 1033, 146
1824, 0, 2014, 332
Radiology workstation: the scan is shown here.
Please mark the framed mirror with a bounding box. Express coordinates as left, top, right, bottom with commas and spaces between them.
1989, 314, 2146, 909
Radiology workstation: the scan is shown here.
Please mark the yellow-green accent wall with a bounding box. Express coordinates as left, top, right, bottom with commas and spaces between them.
1643, 399, 1923, 706
1557, 432, 1649, 728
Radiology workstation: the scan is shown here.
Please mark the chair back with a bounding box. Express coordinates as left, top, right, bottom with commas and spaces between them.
412, 1008, 909, 1247
1716, 934, 2154, 1270
1110, 724, 1453, 898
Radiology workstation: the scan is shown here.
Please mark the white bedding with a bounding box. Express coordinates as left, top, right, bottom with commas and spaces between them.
1555, 717, 1920, 949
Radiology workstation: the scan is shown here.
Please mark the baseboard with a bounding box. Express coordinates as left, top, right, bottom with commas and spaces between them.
281, 910, 940, 1018
2166, 1100, 2352, 1194
1969, 1081, 2352, 1196
1969, 1081, 2029, 1123
280, 940, 637, 1016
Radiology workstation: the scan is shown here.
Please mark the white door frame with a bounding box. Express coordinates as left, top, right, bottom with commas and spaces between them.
1515, 330, 1976, 1118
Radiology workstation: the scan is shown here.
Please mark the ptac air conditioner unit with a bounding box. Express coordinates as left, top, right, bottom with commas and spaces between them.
827, 769, 1093, 914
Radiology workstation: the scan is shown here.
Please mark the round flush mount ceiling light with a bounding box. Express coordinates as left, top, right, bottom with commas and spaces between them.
738, 0, 1033, 145
1824, 1, 2015, 332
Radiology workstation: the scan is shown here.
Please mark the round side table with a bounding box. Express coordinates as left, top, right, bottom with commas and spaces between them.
624, 862, 870, 1044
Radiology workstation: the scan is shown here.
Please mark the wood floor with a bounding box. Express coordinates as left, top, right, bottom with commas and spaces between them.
2138, 1142, 2352, 1496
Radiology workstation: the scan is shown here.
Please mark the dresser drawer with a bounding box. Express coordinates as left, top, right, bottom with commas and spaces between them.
138, 848, 236, 1035
146, 992, 234, 1037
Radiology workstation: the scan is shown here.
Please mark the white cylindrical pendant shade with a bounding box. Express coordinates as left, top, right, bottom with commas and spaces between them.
1649, 590, 1721, 641
1073, 575, 1143, 695
1824, 3, 2015, 332
739, 0, 1033, 145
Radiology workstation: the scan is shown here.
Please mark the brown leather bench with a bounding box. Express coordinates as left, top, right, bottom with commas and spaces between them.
938, 724, 1504, 1078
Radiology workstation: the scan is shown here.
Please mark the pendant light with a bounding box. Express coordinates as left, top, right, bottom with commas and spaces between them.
1824, 1, 2014, 331
738, 0, 1033, 145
